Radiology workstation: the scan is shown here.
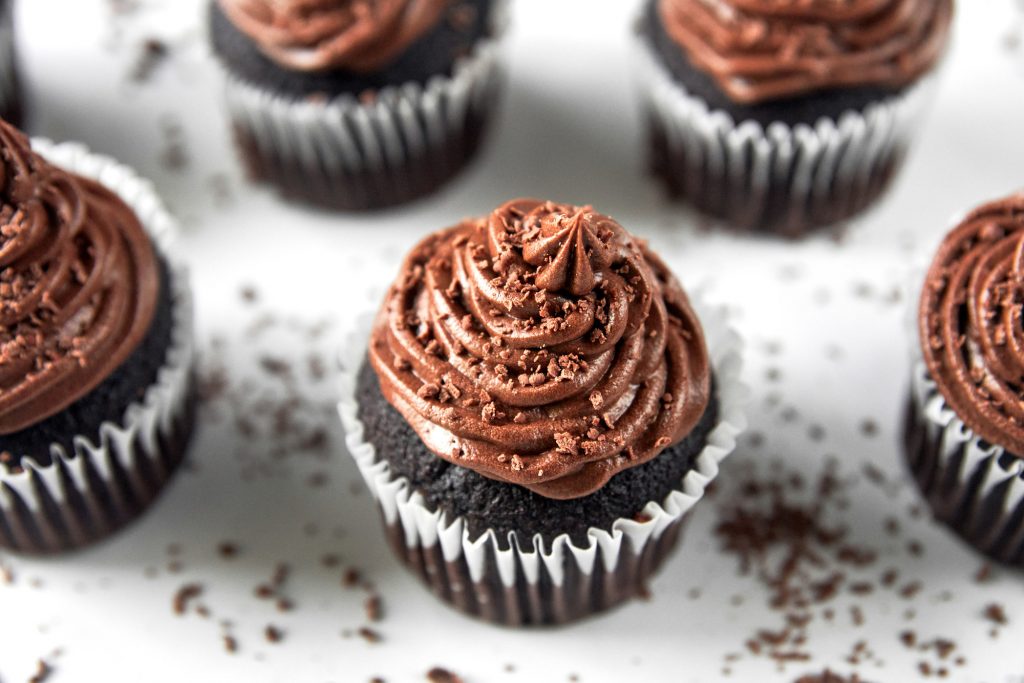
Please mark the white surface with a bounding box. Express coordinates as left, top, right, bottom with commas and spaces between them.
2, 2, 1024, 682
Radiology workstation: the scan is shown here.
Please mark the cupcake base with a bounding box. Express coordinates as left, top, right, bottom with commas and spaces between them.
646, 111, 906, 237
355, 362, 718, 625
0, 385, 196, 554
903, 361, 1024, 567
637, 1, 937, 237
380, 505, 685, 626
339, 298, 746, 627
230, 104, 491, 211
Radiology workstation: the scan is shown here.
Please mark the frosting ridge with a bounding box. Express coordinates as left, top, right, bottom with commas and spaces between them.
368, 198, 711, 500
216, 0, 456, 72
920, 194, 1024, 456
0, 120, 159, 435
657, 0, 953, 104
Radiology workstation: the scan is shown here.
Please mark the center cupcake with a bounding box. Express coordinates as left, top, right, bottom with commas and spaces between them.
340, 198, 745, 626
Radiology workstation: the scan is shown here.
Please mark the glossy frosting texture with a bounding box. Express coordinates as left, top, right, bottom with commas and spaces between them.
368, 199, 711, 499
216, 0, 456, 72
920, 194, 1024, 456
657, 0, 953, 104
0, 121, 159, 435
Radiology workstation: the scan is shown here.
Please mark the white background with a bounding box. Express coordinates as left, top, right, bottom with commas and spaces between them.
2, 1, 1024, 682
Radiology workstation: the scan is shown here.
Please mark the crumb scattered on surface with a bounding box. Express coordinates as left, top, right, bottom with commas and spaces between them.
358, 627, 382, 644
28, 658, 54, 683
426, 667, 463, 683
172, 583, 203, 615
217, 541, 240, 559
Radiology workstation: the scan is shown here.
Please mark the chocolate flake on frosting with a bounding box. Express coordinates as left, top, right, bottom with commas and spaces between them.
217, 0, 456, 73
0, 119, 159, 435
920, 194, 1024, 457
368, 199, 711, 500
657, 0, 954, 104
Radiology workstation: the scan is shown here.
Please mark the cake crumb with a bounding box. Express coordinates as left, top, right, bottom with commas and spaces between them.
172, 583, 203, 615
217, 541, 240, 559
29, 658, 54, 683
365, 595, 383, 622
358, 627, 382, 644
426, 667, 463, 683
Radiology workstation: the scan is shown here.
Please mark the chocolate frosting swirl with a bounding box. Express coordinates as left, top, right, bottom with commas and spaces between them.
0, 120, 159, 435
368, 199, 712, 500
657, 0, 953, 104
920, 194, 1024, 456
216, 0, 455, 72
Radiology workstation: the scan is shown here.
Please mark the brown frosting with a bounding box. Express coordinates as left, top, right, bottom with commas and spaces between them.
920, 194, 1024, 456
217, 0, 455, 72
368, 199, 712, 500
657, 0, 953, 104
0, 120, 159, 435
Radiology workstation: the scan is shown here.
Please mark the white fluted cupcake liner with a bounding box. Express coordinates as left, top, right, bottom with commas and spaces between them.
636, 36, 939, 236
904, 357, 1024, 566
220, 19, 506, 211
0, 139, 196, 555
338, 295, 747, 626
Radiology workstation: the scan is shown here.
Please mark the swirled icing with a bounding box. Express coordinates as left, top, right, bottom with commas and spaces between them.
920, 194, 1024, 455
0, 120, 159, 435
657, 0, 953, 104
367, 198, 711, 500
216, 0, 455, 72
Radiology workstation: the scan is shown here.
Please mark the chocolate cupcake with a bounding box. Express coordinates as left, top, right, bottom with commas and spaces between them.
905, 193, 1024, 566
0, 0, 22, 126
639, 0, 953, 237
339, 199, 745, 625
210, 0, 506, 211
0, 120, 196, 554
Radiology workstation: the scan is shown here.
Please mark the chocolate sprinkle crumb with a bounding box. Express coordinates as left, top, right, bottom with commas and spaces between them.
983, 603, 1007, 627
426, 668, 463, 683
365, 595, 383, 622
358, 627, 382, 644
172, 583, 203, 615
28, 659, 54, 683
217, 541, 240, 559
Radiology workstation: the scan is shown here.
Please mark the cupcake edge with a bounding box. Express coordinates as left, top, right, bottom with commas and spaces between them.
903, 225, 1024, 567
0, 139, 196, 555
636, 17, 943, 237
217, 3, 509, 211
338, 293, 747, 626
904, 354, 1024, 565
